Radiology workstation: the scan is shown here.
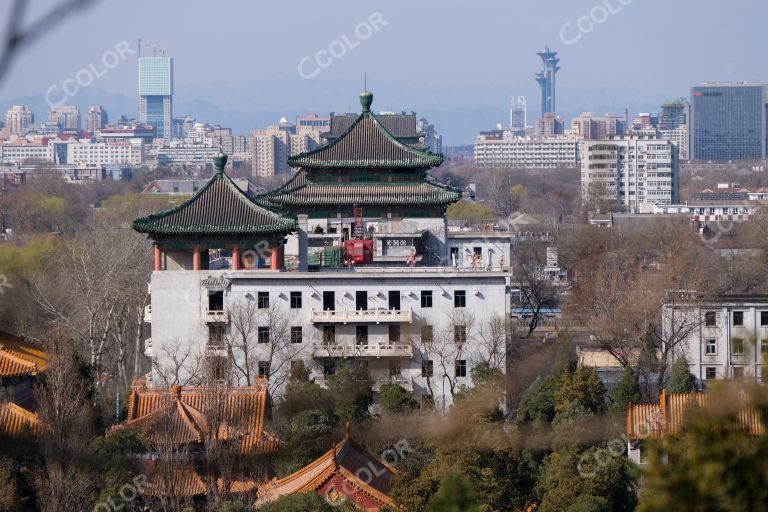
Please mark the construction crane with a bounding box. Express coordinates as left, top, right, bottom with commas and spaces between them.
137, 38, 168, 58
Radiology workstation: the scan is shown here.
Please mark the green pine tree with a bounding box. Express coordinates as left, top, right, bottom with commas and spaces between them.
611, 366, 642, 416
427, 471, 481, 512
666, 356, 696, 394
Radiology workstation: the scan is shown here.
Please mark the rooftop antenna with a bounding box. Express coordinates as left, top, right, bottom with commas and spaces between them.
364, 72, 367, 92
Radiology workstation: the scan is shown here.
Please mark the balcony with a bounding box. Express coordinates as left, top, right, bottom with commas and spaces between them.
144, 338, 152, 357
372, 376, 414, 392
203, 309, 229, 323
312, 342, 413, 358
143, 304, 152, 323
311, 308, 413, 324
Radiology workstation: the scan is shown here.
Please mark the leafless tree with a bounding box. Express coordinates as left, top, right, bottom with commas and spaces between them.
476, 314, 507, 371
152, 338, 203, 388
513, 244, 560, 337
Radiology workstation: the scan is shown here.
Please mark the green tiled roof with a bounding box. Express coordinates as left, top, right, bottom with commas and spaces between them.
287, 92, 443, 170
262, 170, 460, 208
133, 153, 296, 237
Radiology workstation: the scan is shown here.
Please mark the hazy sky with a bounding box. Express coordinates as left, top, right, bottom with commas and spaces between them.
0, 0, 765, 143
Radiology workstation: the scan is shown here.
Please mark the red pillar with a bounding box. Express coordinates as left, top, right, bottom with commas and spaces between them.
193, 245, 201, 271
232, 244, 240, 270
270, 245, 282, 270
154, 245, 162, 271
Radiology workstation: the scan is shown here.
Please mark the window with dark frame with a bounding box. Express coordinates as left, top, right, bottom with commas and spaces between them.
356, 290, 368, 311
257, 326, 270, 344
704, 311, 716, 327
323, 325, 336, 344
421, 360, 434, 377
389, 325, 401, 343
208, 290, 224, 311
705, 338, 717, 355
323, 359, 336, 376
455, 359, 467, 377
733, 337, 745, 355
290, 291, 302, 309
208, 324, 225, 348
454, 325, 467, 344
454, 290, 466, 308
356, 325, 369, 345
290, 326, 303, 344
420, 324, 433, 343
733, 311, 744, 326
421, 290, 433, 308
733, 367, 745, 380
257, 361, 270, 377
761, 311, 768, 326
257, 291, 269, 309
762, 339, 768, 355
705, 367, 716, 380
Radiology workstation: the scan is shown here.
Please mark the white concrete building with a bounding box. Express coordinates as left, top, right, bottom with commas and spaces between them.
668, 295, 768, 385
474, 131, 579, 168
581, 135, 679, 212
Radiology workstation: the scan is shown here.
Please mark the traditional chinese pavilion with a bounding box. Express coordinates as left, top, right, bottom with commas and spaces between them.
254, 423, 396, 511
0, 330, 46, 437
134, 152, 297, 271
262, 90, 460, 266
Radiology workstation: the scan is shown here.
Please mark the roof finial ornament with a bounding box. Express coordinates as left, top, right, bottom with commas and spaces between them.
359, 81, 373, 114
213, 150, 228, 175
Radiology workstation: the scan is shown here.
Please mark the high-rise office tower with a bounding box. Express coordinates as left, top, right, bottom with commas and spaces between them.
510, 96, 527, 129
4, 105, 33, 134
47, 105, 81, 131
535, 46, 559, 117
86, 105, 108, 133
659, 98, 688, 131
690, 83, 767, 161
139, 56, 173, 141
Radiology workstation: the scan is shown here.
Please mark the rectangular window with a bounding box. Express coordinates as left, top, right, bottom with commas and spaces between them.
454, 325, 467, 344
705, 338, 717, 355
323, 325, 336, 344
290, 326, 303, 344
420, 325, 433, 343
454, 290, 466, 308
704, 311, 716, 327
733, 367, 745, 380
258, 326, 270, 344
421, 360, 434, 378
323, 359, 336, 376
257, 361, 270, 377
257, 291, 269, 309
356, 325, 369, 345
208, 290, 224, 311
356, 290, 368, 311
208, 324, 225, 348
733, 337, 745, 355
473, 247, 482, 257
762, 339, 768, 355
290, 291, 302, 309
323, 291, 335, 311
455, 359, 467, 378
761, 311, 768, 326
389, 325, 401, 343
389, 290, 401, 310
733, 311, 744, 326
421, 290, 433, 308
705, 367, 717, 380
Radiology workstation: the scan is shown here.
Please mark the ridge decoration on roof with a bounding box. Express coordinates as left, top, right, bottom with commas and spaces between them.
133, 152, 297, 237
254, 422, 396, 510
262, 169, 460, 208
287, 91, 443, 170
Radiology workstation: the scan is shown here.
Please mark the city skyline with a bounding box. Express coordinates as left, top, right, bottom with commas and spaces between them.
0, 0, 764, 144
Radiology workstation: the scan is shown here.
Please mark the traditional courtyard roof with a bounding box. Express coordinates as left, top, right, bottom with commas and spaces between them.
627, 389, 764, 440
324, 112, 424, 147
140, 463, 258, 498
112, 379, 280, 454
133, 152, 296, 237
0, 330, 48, 378
254, 424, 396, 511
263, 169, 460, 208
287, 91, 443, 170
0, 402, 40, 437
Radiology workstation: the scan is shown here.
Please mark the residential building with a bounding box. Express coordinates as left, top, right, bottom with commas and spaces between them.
251, 117, 326, 177
474, 131, 579, 168
47, 105, 80, 131
580, 135, 679, 212
571, 112, 626, 140
670, 295, 768, 385
416, 117, 443, 154
535, 46, 559, 117
4, 106, 33, 134
690, 83, 767, 161
535, 112, 564, 137
86, 105, 108, 133
139, 56, 173, 140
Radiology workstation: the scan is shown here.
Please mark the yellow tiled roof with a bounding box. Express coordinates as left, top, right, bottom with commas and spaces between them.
0, 331, 48, 378
0, 402, 40, 437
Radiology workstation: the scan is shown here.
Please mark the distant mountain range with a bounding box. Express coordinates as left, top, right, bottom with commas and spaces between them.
0, 81, 673, 146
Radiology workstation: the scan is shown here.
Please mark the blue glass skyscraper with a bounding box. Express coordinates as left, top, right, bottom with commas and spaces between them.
139, 57, 173, 140
690, 83, 767, 161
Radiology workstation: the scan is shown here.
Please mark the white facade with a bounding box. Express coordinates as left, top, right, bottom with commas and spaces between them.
581, 135, 679, 212
147, 269, 510, 409
669, 296, 768, 385
66, 140, 143, 166
0, 144, 49, 164
474, 133, 579, 169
